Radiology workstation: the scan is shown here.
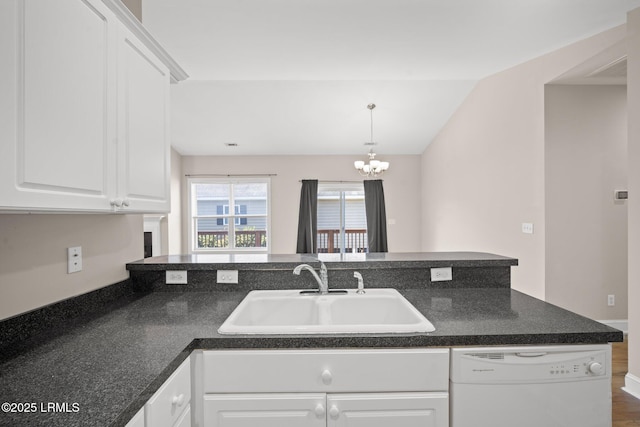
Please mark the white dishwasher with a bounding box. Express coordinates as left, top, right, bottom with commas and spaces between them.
450, 344, 611, 427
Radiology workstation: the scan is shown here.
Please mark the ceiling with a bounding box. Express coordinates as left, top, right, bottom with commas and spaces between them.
142, 0, 640, 156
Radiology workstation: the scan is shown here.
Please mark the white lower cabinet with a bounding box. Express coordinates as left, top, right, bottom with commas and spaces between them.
203, 392, 447, 427
174, 404, 192, 427
146, 357, 191, 427
204, 393, 326, 427
326, 392, 448, 427
125, 407, 145, 427
197, 349, 449, 427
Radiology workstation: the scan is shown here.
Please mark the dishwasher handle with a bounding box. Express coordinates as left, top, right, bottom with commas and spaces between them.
515, 352, 548, 358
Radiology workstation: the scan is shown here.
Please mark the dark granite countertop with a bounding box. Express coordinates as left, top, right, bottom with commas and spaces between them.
126, 251, 519, 271
0, 288, 622, 427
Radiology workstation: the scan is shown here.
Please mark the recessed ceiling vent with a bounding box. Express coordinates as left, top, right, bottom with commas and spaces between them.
586, 57, 627, 79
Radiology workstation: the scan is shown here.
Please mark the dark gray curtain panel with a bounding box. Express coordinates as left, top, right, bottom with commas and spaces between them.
364, 179, 388, 252
296, 179, 318, 253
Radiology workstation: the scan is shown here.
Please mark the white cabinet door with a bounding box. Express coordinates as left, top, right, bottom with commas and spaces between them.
0, 0, 175, 213
146, 357, 191, 427
0, 0, 117, 211
116, 23, 170, 213
203, 394, 326, 427
326, 393, 449, 427
125, 407, 145, 427
174, 404, 191, 427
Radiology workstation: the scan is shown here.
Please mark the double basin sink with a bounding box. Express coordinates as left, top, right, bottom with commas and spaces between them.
218, 288, 435, 335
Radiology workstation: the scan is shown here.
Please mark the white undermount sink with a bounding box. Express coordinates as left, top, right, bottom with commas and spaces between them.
217, 288, 435, 334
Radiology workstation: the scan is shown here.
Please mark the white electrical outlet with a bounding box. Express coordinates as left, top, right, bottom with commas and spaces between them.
431, 267, 452, 282
608, 294, 615, 306
522, 223, 534, 234
166, 270, 188, 284
217, 270, 239, 284
67, 246, 82, 274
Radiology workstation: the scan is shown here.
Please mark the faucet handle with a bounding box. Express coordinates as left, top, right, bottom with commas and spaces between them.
354, 272, 365, 294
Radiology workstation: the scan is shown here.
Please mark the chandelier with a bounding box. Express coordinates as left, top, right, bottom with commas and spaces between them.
354, 103, 390, 177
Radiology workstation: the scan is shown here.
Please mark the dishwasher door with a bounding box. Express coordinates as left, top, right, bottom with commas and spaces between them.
450, 345, 612, 427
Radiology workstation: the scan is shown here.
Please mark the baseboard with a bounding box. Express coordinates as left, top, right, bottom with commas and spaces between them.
623, 373, 640, 400
597, 319, 628, 333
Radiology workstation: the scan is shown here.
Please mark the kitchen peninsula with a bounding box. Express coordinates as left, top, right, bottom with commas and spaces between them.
0, 252, 623, 426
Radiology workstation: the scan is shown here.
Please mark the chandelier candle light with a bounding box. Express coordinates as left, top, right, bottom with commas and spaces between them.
354, 103, 390, 177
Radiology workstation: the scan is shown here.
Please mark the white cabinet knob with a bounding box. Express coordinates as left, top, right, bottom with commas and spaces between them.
329, 405, 340, 419
172, 393, 185, 406
314, 403, 325, 417
121, 199, 130, 207
321, 369, 333, 385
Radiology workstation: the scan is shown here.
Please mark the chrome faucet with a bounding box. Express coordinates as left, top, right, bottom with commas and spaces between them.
293, 262, 329, 294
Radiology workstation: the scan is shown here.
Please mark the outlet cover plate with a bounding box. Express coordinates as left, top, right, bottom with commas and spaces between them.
217, 270, 239, 284
431, 267, 452, 282
166, 270, 188, 285
67, 246, 82, 274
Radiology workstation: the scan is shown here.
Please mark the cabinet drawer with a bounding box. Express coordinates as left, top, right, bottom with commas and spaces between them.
146, 357, 191, 427
203, 349, 449, 393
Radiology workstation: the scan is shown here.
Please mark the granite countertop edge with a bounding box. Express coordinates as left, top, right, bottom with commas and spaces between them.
126, 251, 519, 271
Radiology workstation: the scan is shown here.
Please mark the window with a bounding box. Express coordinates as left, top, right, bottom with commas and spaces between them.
217, 205, 248, 226
188, 178, 270, 253
317, 183, 367, 253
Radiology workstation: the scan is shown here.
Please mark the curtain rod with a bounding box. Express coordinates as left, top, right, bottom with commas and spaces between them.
185, 173, 277, 177
298, 180, 380, 183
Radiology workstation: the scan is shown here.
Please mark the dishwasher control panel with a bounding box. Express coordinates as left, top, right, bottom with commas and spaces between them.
451, 345, 610, 383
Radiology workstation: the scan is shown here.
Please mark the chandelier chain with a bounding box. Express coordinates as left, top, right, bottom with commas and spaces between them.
370, 104, 374, 145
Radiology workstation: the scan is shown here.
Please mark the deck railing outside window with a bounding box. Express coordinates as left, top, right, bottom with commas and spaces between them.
197, 229, 365, 252
317, 229, 368, 253
197, 230, 267, 248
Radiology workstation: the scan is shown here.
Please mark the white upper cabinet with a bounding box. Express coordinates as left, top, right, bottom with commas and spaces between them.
116, 23, 171, 212
0, 0, 117, 211
0, 0, 186, 213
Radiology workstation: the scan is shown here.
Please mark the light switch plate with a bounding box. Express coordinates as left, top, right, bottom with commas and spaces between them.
522, 223, 534, 234
166, 270, 188, 285
217, 270, 239, 284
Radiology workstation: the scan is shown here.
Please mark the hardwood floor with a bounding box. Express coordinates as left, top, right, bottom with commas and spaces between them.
612, 338, 640, 426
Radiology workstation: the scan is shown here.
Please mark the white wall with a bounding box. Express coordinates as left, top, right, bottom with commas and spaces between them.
0, 214, 143, 320
627, 7, 640, 391
545, 85, 627, 320
420, 25, 627, 299
179, 155, 422, 254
